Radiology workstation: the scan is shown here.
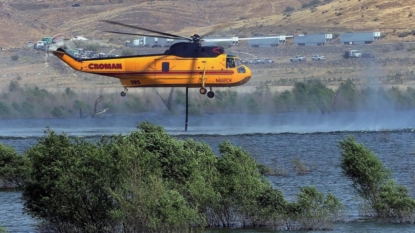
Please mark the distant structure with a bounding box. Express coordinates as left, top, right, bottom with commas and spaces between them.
203, 36, 239, 46
143, 37, 169, 47
127, 37, 173, 47
246, 36, 288, 47
294, 34, 332, 46
340, 32, 381, 44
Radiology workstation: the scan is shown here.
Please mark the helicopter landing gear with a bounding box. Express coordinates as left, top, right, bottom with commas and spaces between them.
207, 87, 215, 98
199, 62, 208, 95
120, 87, 128, 97
199, 87, 214, 98
207, 91, 215, 98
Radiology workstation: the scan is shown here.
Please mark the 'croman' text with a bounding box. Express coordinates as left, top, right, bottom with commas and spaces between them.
88, 63, 122, 70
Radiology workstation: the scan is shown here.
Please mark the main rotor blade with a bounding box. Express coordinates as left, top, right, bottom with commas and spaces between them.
104, 31, 180, 40
101, 20, 191, 41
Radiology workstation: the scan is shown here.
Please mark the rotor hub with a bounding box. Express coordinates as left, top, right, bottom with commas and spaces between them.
191, 34, 202, 43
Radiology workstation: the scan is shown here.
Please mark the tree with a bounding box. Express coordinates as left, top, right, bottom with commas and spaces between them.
213, 141, 270, 227
0, 144, 31, 188
21, 123, 346, 232
292, 80, 334, 112
22, 129, 126, 232
339, 136, 415, 221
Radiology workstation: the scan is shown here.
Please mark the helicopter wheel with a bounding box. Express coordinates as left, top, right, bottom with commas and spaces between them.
207, 91, 215, 98
120, 87, 128, 97
199, 87, 207, 95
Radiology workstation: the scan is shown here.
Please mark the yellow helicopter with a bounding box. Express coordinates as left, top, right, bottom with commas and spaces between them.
50, 20, 252, 98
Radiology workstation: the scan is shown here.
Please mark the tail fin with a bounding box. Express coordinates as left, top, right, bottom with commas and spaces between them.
51, 48, 83, 71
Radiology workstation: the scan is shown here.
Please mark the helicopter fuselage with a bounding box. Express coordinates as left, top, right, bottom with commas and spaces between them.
52, 46, 252, 89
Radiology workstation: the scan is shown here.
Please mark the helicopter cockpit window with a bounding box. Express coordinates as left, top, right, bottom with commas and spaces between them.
235, 58, 242, 67
235, 58, 246, 73
226, 58, 235, 68
162, 62, 169, 72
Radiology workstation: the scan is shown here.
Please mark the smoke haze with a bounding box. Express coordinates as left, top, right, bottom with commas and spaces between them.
1, 110, 414, 137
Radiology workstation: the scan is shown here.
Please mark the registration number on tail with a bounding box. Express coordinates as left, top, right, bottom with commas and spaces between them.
130, 80, 141, 85
216, 78, 232, 83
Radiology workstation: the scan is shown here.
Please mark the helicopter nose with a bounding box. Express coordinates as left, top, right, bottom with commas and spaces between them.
240, 65, 252, 84
245, 65, 252, 80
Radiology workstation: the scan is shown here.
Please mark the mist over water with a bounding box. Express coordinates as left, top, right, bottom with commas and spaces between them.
1, 110, 414, 137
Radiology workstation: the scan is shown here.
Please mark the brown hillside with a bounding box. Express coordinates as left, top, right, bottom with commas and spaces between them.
1, 0, 415, 93
0, 0, 302, 48
2, 0, 415, 48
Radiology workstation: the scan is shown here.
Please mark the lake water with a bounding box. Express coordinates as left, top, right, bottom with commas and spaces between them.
1, 111, 415, 232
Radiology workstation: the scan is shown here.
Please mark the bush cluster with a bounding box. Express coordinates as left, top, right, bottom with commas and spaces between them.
339, 136, 415, 222
3, 124, 415, 231
3, 79, 415, 119
301, 0, 322, 9
1, 122, 343, 232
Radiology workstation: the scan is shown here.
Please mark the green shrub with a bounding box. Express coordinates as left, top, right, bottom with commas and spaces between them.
284, 6, 295, 13
339, 136, 415, 221
20, 123, 345, 231
51, 106, 65, 118
73, 99, 91, 114
285, 186, 344, 230
215, 89, 238, 112
18, 101, 35, 118
8, 81, 20, 92
373, 180, 415, 221
302, 0, 321, 8
273, 90, 295, 112
0, 144, 31, 188
214, 140, 270, 227
10, 54, 18, 61
0, 226, 8, 233
292, 158, 310, 175
332, 79, 357, 111
246, 97, 260, 113
398, 31, 411, 37
0, 102, 11, 118
292, 80, 334, 112
339, 136, 391, 202
23, 130, 127, 232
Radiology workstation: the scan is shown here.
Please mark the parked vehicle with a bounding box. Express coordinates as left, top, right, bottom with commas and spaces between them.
343, 50, 362, 59
311, 55, 326, 61
34, 41, 45, 50
249, 58, 265, 64
41, 36, 53, 46
263, 58, 275, 63
290, 55, 306, 62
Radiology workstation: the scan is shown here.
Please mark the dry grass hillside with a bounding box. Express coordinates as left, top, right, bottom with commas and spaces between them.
227, 0, 415, 41
0, 0, 303, 48
1, 0, 415, 93
1, 0, 415, 48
